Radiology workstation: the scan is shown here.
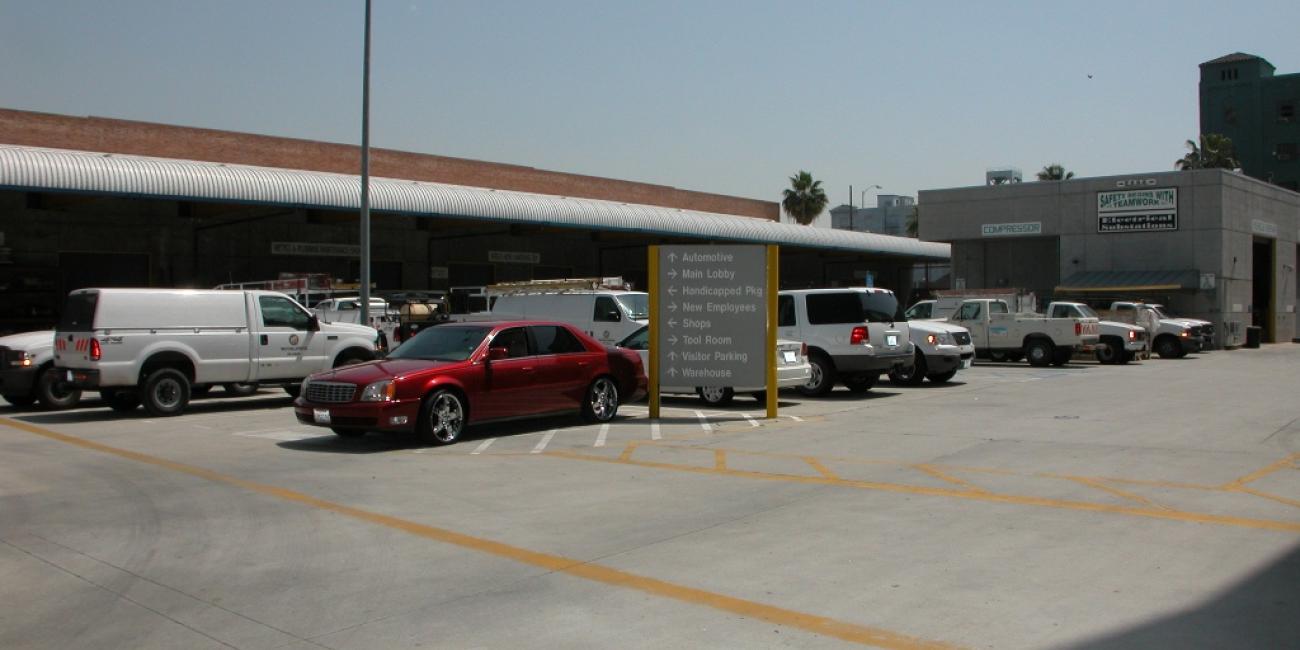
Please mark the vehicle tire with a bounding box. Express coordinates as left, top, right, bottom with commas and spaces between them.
927, 369, 959, 383
3, 393, 36, 408
581, 376, 620, 423
418, 389, 467, 445
223, 383, 259, 396
696, 386, 734, 405
887, 352, 926, 386
1154, 336, 1182, 359
101, 389, 141, 413
842, 373, 877, 393
1025, 339, 1053, 367
1050, 348, 1072, 367
797, 354, 835, 397
330, 427, 366, 438
190, 385, 213, 397
141, 368, 191, 417
283, 383, 301, 399
988, 350, 1008, 362
35, 365, 81, 410
1094, 339, 1119, 365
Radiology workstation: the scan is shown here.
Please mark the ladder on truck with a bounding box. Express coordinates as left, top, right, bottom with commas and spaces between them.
484, 277, 631, 297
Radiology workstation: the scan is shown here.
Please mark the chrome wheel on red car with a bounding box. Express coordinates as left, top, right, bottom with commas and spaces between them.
582, 376, 619, 422
421, 390, 465, 444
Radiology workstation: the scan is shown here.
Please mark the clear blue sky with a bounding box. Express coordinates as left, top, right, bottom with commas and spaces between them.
4, 1, 1300, 210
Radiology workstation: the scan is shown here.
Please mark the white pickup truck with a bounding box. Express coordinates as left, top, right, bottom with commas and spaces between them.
1044, 302, 1147, 364
1102, 302, 1208, 358
943, 298, 1101, 367
55, 289, 379, 416
0, 330, 81, 410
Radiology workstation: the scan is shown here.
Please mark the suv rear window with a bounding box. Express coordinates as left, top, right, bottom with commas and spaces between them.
59, 292, 98, 331
805, 292, 901, 324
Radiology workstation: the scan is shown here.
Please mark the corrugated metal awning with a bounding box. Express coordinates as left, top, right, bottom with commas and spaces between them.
1056, 269, 1200, 293
0, 145, 950, 260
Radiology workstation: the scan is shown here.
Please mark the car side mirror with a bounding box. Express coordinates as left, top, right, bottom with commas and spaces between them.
487, 346, 509, 361
606, 310, 622, 322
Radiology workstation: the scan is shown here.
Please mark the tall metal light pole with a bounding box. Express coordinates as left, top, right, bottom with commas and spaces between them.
859, 184, 882, 211
359, 0, 373, 326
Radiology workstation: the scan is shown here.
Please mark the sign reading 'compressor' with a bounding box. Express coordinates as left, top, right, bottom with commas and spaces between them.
656, 245, 766, 387
1097, 188, 1178, 233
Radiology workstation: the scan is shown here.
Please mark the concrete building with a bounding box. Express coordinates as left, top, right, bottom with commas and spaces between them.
0, 108, 948, 333
919, 170, 1299, 346
830, 194, 916, 237
1199, 53, 1300, 191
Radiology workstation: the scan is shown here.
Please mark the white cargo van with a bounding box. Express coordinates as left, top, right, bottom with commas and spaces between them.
487, 280, 648, 345
54, 289, 379, 416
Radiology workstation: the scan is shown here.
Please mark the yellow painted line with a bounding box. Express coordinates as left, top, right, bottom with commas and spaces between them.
1061, 476, 1167, 510
714, 449, 727, 471
618, 441, 639, 462
0, 417, 959, 650
1083, 476, 1225, 492
912, 464, 987, 493
803, 456, 840, 480
1222, 454, 1300, 488
541, 449, 1300, 534
1230, 486, 1300, 510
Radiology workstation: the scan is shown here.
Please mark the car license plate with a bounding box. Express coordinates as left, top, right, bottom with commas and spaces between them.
962, 358, 973, 370
313, 408, 331, 424
886, 335, 898, 347
781, 350, 797, 363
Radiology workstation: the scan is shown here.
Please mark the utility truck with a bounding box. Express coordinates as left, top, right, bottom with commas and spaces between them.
1100, 302, 1209, 358
1044, 302, 1147, 364
943, 298, 1100, 367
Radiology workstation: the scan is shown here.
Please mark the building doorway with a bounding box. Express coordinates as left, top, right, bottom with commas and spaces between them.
1252, 238, 1274, 341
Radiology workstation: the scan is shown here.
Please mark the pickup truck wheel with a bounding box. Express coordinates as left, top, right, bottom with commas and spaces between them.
36, 365, 82, 410
887, 352, 926, 386
797, 354, 835, 396
141, 368, 190, 417
283, 384, 302, 399
223, 383, 259, 396
420, 389, 467, 444
1025, 340, 1053, 367
1095, 339, 1119, 364
1154, 336, 1182, 359
3, 393, 36, 408
843, 374, 877, 393
100, 389, 141, 413
927, 369, 958, 383
696, 386, 734, 405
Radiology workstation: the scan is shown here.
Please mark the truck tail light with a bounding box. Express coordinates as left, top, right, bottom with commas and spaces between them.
89, 338, 102, 361
800, 342, 807, 358
850, 326, 868, 345
1128, 330, 1136, 341
926, 334, 938, 345
1074, 322, 1082, 336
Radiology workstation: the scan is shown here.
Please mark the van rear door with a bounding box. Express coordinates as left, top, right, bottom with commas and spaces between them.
53, 290, 100, 369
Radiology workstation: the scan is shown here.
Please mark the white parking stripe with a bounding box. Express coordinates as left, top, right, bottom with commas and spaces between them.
650, 421, 661, 440
595, 423, 610, 447
470, 438, 495, 455
531, 430, 556, 454
694, 410, 712, 433
236, 430, 316, 442
742, 413, 759, 427
784, 414, 804, 422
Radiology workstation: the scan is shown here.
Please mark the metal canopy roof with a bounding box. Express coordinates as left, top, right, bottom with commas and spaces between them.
0, 145, 950, 260
1056, 269, 1200, 293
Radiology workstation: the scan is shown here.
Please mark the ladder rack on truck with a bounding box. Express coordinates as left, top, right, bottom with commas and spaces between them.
484, 277, 632, 297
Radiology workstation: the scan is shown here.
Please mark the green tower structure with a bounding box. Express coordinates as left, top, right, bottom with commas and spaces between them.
1199, 52, 1300, 191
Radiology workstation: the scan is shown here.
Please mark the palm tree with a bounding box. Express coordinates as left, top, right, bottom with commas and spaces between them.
781, 171, 829, 226
1176, 134, 1241, 170
906, 205, 919, 238
1036, 164, 1074, 181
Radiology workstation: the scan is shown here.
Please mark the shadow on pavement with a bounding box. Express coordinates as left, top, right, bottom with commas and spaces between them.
13, 395, 294, 425
1065, 544, 1300, 649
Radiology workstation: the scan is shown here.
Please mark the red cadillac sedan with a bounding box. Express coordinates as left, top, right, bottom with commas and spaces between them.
293, 321, 646, 444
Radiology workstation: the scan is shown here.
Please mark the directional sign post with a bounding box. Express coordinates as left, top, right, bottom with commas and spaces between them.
648, 244, 778, 419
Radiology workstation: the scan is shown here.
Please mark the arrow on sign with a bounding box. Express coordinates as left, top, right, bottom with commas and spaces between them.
668, 253, 677, 263
668, 303, 678, 312
667, 269, 677, 279
667, 335, 678, 345
667, 286, 677, 296
666, 367, 678, 377
667, 319, 677, 328
668, 351, 677, 361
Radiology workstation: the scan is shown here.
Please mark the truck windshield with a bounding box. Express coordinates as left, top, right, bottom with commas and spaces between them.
388, 326, 491, 361
1076, 305, 1100, 319
59, 292, 98, 331
616, 294, 649, 320
1151, 305, 1173, 319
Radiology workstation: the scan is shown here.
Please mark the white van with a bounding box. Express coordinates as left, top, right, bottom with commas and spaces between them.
54, 289, 379, 416
490, 287, 648, 345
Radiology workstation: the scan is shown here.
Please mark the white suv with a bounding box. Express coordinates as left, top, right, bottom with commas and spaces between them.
777, 288, 914, 395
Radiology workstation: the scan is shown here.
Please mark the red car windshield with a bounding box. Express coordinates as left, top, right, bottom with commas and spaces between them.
389, 325, 491, 361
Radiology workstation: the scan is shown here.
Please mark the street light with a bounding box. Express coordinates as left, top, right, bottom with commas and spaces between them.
859, 184, 882, 210
359, 0, 373, 326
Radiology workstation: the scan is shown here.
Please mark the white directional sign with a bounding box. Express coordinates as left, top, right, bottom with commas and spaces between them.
655, 245, 767, 387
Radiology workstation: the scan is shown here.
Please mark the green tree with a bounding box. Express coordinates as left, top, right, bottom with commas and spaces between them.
1035, 163, 1074, 181
1175, 134, 1241, 170
781, 171, 829, 226
906, 205, 919, 238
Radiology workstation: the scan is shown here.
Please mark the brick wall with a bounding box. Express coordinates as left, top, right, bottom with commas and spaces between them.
0, 108, 777, 221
